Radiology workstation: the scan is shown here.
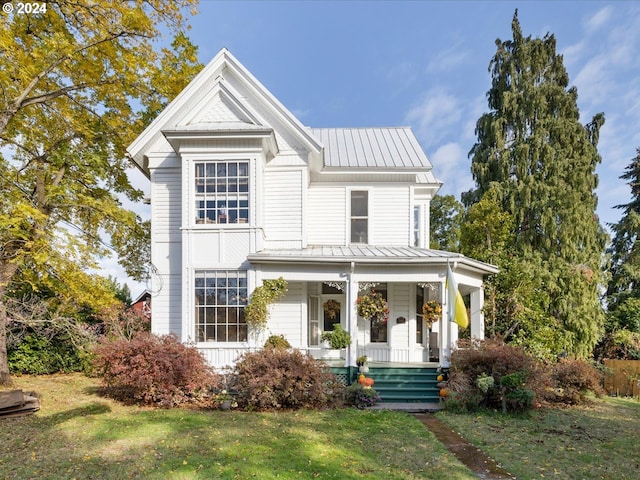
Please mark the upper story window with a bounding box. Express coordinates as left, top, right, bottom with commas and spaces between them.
350, 190, 368, 243
195, 161, 249, 225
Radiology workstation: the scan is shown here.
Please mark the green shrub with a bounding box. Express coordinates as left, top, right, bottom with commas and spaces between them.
500, 370, 534, 412
8, 333, 88, 374
264, 334, 291, 350
92, 333, 219, 407
550, 358, 604, 404
233, 348, 344, 410
244, 277, 287, 331
320, 324, 352, 349
344, 382, 381, 409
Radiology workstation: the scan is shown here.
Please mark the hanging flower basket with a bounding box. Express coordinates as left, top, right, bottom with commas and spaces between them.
323, 299, 341, 320
356, 290, 389, 324
422, 301, 442, 328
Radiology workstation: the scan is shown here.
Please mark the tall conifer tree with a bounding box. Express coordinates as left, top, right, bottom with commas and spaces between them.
607, 148, 640, 332
464, 11, 607, 357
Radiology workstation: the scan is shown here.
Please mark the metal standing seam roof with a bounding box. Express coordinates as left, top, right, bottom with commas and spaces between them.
310, 127, 432, 169
247, 245, 499, 273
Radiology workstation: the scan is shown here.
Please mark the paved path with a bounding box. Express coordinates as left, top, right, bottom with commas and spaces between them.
413, 413, 515, 480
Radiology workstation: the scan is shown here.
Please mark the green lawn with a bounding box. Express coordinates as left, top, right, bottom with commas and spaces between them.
2, 374, 639, 480
1, 374, 471, 479
437, 396, 640, 480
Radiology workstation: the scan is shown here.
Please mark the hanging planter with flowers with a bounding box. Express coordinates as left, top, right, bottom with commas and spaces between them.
422, 300, 442, 328
323, 299, 341, 320
356, 290, 389, 325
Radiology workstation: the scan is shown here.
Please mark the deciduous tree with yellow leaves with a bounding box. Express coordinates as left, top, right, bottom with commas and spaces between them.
0, 0, 201, 385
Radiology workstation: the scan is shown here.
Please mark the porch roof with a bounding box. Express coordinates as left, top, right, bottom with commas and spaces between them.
247, 245, 498, 274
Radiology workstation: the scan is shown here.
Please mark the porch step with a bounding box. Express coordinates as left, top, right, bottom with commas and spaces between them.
359, 366, 441, 404
329, 366, 443, 404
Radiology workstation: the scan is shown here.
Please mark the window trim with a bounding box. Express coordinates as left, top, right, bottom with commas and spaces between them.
192, 158, 251, 228
194, 270, 248, 344
348, 188, 370, 245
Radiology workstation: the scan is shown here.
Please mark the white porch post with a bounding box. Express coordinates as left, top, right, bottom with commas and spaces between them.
346, 271, 359, 368
470, 289, 485, 340
440, 279, 452, 367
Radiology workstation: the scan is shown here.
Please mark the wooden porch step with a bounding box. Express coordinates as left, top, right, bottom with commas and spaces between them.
362, 366, 441, 404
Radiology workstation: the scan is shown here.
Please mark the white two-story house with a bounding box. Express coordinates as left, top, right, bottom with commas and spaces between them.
127, 48, 497, 373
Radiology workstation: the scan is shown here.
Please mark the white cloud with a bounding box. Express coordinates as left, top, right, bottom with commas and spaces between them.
430, 142, 473, 199
426, 43, 470, 74
584, 6, 613, 33
573, 54, 610, 106
404, 88, 462, 148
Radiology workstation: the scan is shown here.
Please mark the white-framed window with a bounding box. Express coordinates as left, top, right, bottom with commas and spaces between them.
350, 190, 369, 243
194, 161, 249, 224
194, 270, 248, 342
413, 205, 421, 247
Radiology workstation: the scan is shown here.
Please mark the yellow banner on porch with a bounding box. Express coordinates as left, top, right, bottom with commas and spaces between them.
446, 264, 468, 329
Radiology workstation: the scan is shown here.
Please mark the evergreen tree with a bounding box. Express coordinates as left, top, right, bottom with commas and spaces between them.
607, 147, 640, 332
463, 11, 608, 358
429, 194, 462, 251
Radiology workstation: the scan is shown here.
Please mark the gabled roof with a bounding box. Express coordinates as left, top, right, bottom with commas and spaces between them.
127, 48, 322, 174
310, 127, 433, 169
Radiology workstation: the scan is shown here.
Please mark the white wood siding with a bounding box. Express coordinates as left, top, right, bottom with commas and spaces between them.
151, 167, 181, 241
151, 274, 182, 337
372, 186, 411, 245
267, 281, 305, 347
150, 165, 182, 337
263, 168, 303, 247
188, 230, 251, 268
307, 185, 347, 245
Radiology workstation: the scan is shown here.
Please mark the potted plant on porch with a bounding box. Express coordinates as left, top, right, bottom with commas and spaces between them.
321, 324, 352, 359
356, 355, 369, 373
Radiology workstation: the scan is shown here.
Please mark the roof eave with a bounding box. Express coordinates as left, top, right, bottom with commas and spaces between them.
246, 253, 498, 275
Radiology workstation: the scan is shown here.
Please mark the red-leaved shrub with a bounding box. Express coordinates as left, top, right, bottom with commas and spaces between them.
448, 338, 550, 411
550, 359, 604, 404
233, 348, 344, 410
92, 333, 219, 407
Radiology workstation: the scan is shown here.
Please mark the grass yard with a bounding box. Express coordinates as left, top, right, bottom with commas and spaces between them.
1, 374, 472, 480
3, 374, 640, 480
437, 396, 640, 479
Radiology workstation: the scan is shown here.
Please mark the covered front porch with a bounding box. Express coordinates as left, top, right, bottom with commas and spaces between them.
248, 245, 498, 369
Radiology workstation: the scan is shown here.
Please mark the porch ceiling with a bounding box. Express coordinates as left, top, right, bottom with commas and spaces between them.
247, 245, 498, 275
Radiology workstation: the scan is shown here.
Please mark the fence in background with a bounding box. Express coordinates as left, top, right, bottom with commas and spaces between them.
604, 359, 640, 397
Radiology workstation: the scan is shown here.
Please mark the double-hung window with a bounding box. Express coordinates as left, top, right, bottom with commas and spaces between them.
350, 190, 368, 243
195, 161, 249, 224
194, 270, 248, 342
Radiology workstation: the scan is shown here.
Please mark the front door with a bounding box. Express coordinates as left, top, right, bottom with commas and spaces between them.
308, 295, 345, 348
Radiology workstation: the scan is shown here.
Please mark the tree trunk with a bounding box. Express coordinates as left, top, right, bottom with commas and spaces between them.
0, 300, 12, 386
0, 262, 19, 386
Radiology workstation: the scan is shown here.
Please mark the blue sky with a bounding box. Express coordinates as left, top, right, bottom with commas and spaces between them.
122, 1, 640, 295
